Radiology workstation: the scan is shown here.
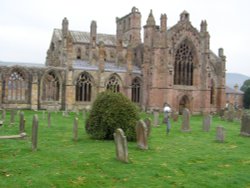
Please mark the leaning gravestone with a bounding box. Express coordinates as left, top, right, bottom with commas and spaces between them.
153, 109, 160, 127
240, 113, 250, 136
181, 108, 191, 132
114, 128, 128, 163
216, 126, 225, 142
144, 118, 151, 137
203, 113, 212, 132
136, 120, 148, 150
32, 115, 39, 151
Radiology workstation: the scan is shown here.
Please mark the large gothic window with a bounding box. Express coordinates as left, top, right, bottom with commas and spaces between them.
42, 72, 60, 101
106, 75, 120, 93
174, 40, 194, 85
6, 70, 28, 101
131, 77, 141, 103
76, 72, 92, 102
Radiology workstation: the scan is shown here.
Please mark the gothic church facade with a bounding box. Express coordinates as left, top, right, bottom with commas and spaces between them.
0, 7, 226, 113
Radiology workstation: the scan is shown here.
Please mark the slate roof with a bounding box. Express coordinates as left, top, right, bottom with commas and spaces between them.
54, 29, 116, 46
73, 60, 141, 74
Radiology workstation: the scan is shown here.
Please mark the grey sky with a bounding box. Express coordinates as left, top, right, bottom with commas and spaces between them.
0, 0, 249, 75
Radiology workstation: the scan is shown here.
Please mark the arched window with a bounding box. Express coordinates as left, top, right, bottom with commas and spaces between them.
42, 72, 60, 101
76, 73, 92, 102
174, 40, 194, 86
106, 75, 120, 93
6, 70, 28, 101
131, 77, 141, 103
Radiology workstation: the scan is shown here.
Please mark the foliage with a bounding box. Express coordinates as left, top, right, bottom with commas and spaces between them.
243, 87, 250, 109
85, 91, 140, 141
240, 79, 250, 92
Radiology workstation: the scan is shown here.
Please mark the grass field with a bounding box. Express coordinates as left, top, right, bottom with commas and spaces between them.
0, 110, 250, 188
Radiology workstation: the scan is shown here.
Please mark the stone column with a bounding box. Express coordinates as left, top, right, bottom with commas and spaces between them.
65, 69, 75, 111
31, 72, 38, 110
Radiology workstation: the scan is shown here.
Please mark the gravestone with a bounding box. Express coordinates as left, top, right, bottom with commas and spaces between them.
144, 118, 151, 137
136, 120, 148, 150
10, 110, 15, 125
32, 115, 39, 151
172, 111, 179, 122
42, 110, 46, 120
203, 114, 212, 132
114, 128, 128, 163
153, 109, 160, 127
240, 113, 250, 136
181, 108, 191, 132
216, 126, 225, 142
73, 117, 78, 141
19, 111, 25, 133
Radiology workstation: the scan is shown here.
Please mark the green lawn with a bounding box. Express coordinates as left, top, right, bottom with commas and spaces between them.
0, 110, 250, 188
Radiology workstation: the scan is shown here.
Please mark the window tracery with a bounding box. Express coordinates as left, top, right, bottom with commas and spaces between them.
76, 73, 92, 102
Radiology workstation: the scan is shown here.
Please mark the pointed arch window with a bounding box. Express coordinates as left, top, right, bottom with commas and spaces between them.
6, 70, 28, 101
42, 72, 60, 101
106, 75, 120, 93
132, 77, 141, 103
210, 79, 215, 105
76, 73, 92, 102
174, 40, 194, 86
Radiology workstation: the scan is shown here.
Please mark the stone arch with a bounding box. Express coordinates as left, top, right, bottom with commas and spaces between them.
174, 38, 198, 86
40, 69, 62, 102
131, 76, 142, 103
178, 95, 191, 114
75, 71, 94, 102
4, 67, 30, 103
105, 73, 123, 93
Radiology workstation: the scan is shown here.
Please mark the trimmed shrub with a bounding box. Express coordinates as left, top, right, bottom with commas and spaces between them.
85, 91, 140, 141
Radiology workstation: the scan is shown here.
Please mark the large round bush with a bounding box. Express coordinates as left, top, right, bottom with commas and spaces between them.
85, 91, 140, 141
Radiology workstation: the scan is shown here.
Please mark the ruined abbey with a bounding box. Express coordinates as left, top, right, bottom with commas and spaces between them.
0, 7, 226, 113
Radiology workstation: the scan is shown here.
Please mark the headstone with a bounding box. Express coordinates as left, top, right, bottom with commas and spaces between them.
32, 115, 39, 151
144, 118, 151, 137
240, 113, 250, 136
48, 111, 51, 127
42, 110, 46, 120
172, 111, 179, 122
136, 120, 148, 150
227, 110, 234, 122
236, 109, 243, 120
153, 109, 160, 127
216, 126, 225, 142
114, 128, 129, 163
202, 114, 212, 132
10, 110, 15, 125
73, 117, 78, 141
19, 111, 25, 133
181, 108, 191, 132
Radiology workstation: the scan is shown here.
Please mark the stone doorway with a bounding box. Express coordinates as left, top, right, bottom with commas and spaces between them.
179, 95, 190, 114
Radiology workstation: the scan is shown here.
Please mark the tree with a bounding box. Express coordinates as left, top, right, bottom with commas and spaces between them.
243, 87, 250, 109
85, 91, 140, 141
240, 79, 250, 92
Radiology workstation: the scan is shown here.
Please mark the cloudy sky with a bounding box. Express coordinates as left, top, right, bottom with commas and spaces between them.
0, 0, 249, 75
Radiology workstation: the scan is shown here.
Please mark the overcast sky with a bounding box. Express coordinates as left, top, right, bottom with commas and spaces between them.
0, 0, 250, 75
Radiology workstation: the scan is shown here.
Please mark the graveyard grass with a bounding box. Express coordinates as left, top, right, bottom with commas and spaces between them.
1, 110, 250, 188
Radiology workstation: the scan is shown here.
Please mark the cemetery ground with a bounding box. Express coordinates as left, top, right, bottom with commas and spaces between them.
0, 110, 250, 188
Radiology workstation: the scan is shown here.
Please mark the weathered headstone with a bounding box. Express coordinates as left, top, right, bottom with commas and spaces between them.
144, 118, 151, 137
114, 128, 128, 163
10, 110, 15, 125
181, 108, 191, 132
216, 126, 225, 142
32, 115, 39, 151
136, 120, 148, 150
19, 111, 25, 133
73, 117, 78, 141
172, 111, 179, 122
153, 109, 160, 127
240, 113, 250, 136
203, 114, 212, 132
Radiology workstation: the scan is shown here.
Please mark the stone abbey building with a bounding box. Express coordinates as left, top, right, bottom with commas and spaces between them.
0, 7, 226, 113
